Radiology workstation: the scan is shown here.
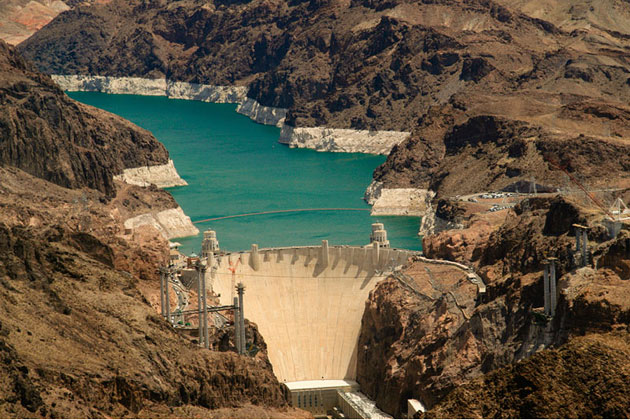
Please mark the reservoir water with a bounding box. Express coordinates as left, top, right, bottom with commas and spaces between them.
68, 92, 422, 253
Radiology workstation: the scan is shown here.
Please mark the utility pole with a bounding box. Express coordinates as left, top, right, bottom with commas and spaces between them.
201, 264, 209, 350
234, 296, 241, 354
196, 261, 210, 348
159, 267, 166, 317
549, 257, 557, 317
165, 267, 171, 325
543, 263, 550, 316
573, 224, 589, 267
197, 262, 203, 346
543, 258, 558, 317
237, 283, 246, 355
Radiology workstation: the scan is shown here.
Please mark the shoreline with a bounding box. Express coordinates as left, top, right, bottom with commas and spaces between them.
365, 181, 434, 236
53, 75, 411, 156
56, 74, 428, 233
115, 160, 188, 189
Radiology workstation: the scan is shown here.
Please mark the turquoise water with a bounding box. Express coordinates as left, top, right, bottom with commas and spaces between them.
68, 92, 422, 254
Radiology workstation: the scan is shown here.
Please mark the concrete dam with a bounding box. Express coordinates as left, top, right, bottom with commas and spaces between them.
163, 224, 421, 417
167, 225, 482, 417
206, 239, 417, 384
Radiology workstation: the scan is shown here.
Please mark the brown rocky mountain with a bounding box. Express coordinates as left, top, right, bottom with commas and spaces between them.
11, 0, 630, 417
358, 195, 630, 417
0, 41, 305, 418
17, 0, 630, 196
0, 0, 104, 46
0, 40, 169, 197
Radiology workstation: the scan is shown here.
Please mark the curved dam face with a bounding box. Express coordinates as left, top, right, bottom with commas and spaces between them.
207, 244, 416, 383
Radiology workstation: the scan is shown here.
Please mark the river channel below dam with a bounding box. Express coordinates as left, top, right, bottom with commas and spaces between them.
68, 92, 422, 253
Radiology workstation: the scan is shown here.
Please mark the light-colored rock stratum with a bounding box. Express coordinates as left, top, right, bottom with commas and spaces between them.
52, 75, 409, 155
236, 97, 287, 127
208, 244, 417, 383
51, 75, 247, 103
123, 207, 199, 240
279, 126, 410, 155
364, 181, 434, 216
114, 160, 187, 188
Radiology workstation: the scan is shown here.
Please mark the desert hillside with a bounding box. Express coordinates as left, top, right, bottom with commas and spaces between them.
17, 0, 630, 196
0, 40, 305, 418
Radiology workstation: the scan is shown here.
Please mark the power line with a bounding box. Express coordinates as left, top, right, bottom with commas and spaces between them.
193, 208, 371, 224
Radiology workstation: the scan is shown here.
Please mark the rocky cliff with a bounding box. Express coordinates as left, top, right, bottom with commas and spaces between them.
17, 0, 630, 200
357, 195, 630, 417
0, 40, 171, 197
0, 42, 303, 418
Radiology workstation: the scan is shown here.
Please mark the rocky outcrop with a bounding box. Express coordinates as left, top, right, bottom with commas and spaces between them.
357, 260, 481, 417
364, 181, 433, 216
280, 126, 410, 155
114, 160, 187, 189
0, 41, 170, 197
357, 195, 630, 417
52, 74, 249, 103
123, 206, 199, 240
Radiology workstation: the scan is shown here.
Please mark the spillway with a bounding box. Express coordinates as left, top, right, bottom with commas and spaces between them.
207, 242, 417, 384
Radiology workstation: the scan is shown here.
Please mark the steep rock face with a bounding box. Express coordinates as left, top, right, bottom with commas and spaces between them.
0, 40, 169, 197
422, 333, 630, 418
357, 195, 630, 417
357, 264, 480, 417
0, 220, 296, 418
